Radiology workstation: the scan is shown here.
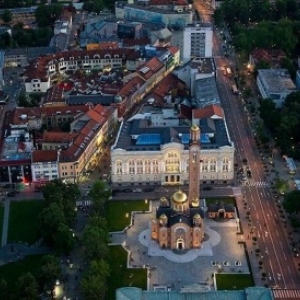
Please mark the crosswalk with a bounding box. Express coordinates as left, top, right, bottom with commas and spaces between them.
76, 200, 92, 207
272, 289, 300, 299
243, 181, 269, 187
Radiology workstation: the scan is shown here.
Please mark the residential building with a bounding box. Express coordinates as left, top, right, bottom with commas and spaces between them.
31, 150, 59, 183
249, 48, 286, 70
58, 105, 118, 182
256, 69, 297, 107
182, 23, 213, 62
110, 104, 234, 186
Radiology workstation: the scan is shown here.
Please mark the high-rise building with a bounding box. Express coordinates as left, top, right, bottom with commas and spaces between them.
182, 23, 213, 62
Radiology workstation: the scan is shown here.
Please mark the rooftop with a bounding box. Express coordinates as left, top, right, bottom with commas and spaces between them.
190, 57, 216, 74
32, 150, 57, 163
258, 69, 297, 94
194, 77, 221, 108
113, 110, 231, 152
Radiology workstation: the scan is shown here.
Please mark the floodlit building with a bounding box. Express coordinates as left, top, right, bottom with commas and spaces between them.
182, 23, 213, 62
256, 69, 297, 107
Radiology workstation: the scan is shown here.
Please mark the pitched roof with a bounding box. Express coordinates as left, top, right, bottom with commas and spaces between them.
42, 132, 79, 143
137, 57, 164, 80
193, 105, 224, 119
32, 150, 57, 163
12, 107, 42, 125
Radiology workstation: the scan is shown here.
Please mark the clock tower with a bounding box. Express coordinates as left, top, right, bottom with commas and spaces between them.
188, 124, 201, 207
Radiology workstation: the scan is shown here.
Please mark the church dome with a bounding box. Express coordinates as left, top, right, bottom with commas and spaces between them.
171, 190, 187, 204
159, 213, 167, 220
191, 124, 200, 132
194, 213, 201, 219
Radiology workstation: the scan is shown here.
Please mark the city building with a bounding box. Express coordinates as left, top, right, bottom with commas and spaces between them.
116, 287, 273, 300
248, 48, 286, 70
110, 104, 234, 186
31, 150, 59, 183
256, 69, 297, 107
182, 23, 213, 62
151, 125, 204, 250
115, 2, 193, 29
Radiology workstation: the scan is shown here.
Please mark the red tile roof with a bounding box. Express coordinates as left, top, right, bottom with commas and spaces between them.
41, 105, 90, 117
12, 107, 42, 125
251, 48, 286, 64
118, 76, 145, 98
193, 105, 224, 119
137, 57, 164, 80
43, 132, 79, 143
43, 86, 65, 105
153, 73, 185, 97
32, 150, 58, 162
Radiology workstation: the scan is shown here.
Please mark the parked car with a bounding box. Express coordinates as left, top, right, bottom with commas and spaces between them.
132, 188, 143, 193
202, 186, 213, 191
144, 187, 154, 192
6, 191, 18, 197
123, 188, 132, 193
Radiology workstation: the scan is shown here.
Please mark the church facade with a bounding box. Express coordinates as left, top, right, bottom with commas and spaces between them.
151, 125, 205, 250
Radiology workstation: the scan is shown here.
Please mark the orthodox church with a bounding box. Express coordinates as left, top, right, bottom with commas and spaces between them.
151, 124, 205, 250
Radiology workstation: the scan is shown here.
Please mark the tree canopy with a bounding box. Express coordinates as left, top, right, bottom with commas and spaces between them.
35, 4, 62, 27
283, 190, 300, 214
1, 9, 12, 23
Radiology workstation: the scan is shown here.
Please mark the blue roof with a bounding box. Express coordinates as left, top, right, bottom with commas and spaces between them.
136, 133, 161, 145
180, 133, 210, 144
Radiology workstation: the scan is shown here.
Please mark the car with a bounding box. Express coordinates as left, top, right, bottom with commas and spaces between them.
144, 187, 154, 192
6, 191, 17, 197
132, 188, 143, 193
202, 186, 213, 191
123, 188, 132, 193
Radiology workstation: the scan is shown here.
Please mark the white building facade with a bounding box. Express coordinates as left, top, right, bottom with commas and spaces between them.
182, 23, 213, 62
111, 143, 234, 186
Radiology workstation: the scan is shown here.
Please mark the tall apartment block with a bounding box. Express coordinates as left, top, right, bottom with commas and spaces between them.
182, 23, 213, 62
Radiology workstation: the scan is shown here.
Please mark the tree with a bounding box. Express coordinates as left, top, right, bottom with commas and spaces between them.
273, 177, 288, 195
15, 273, 39, 300
53, 224, 75, 254
88, 181, 110, 215
38, 255, 62, 291
283, 190, 300, 215
80, 259, 110, 300
213, 8, 224, 27
1, 9, 12, 23
82, 226, 109, 260
35, 4, 62, 27
259, 98, 279, 132
0, 279, 8, 300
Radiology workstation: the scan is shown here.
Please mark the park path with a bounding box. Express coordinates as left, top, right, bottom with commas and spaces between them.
1, 198, 10, 247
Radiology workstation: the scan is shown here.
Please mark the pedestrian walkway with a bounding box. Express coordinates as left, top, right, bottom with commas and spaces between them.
244, 181, 269, 187
1, 198, 11, 247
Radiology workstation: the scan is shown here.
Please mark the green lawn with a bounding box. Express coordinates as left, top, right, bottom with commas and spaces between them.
107, 245, 147, 300
0, 205, 4, 242
205, 197, 236, 206
106, 200, 149, 232
8, 200, 44, 245
215, 273, 254, 290
0, 255, 46, 290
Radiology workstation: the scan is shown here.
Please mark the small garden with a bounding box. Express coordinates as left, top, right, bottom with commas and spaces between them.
107, 245, 147, 300
106, 200, 149, 232
7, 200, 44, 245
215, 273, 254, 290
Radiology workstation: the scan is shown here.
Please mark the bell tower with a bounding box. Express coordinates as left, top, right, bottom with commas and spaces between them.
188, 124, 201, 207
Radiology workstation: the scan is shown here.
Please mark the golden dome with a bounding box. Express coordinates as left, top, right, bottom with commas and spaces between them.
160, 197, 168, 203
194, 213, 201, 219
159, 214, 167, 220
191, 197, 200, 207
191, 124, 200, 132
172, 190, 187, 204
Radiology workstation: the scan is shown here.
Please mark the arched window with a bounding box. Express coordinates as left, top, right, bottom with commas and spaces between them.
145, 159, 151, 173
202, 159, 209, 172
136, 159, 143, 174
129, 160, 135, 174
165, 152, 180, 173
153, 160, 159, 173
222, 157, 229, 172
116, 160, 123, 175
210, 158, 216, 172
186, 159, 189, 172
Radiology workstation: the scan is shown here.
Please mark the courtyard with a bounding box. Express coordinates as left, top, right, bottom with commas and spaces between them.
110, 200, 252, 292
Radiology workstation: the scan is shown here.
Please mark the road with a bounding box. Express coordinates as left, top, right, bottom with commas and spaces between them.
194, 0, 300, 288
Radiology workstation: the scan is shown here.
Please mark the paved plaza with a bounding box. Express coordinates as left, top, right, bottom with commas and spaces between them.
110, 201, 250, 291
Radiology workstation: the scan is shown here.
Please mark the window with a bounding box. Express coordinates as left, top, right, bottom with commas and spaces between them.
210, 158, 216, 172
145, 159, 151, 173
202, 159, 209, 172
222, 157, 229, 172
129, 160, 135, 174
165, 152, 180, 173
136, 159, 143, 174
153, 160, 159, 173
116, 160, 123, 175
186, 159, 189, 172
